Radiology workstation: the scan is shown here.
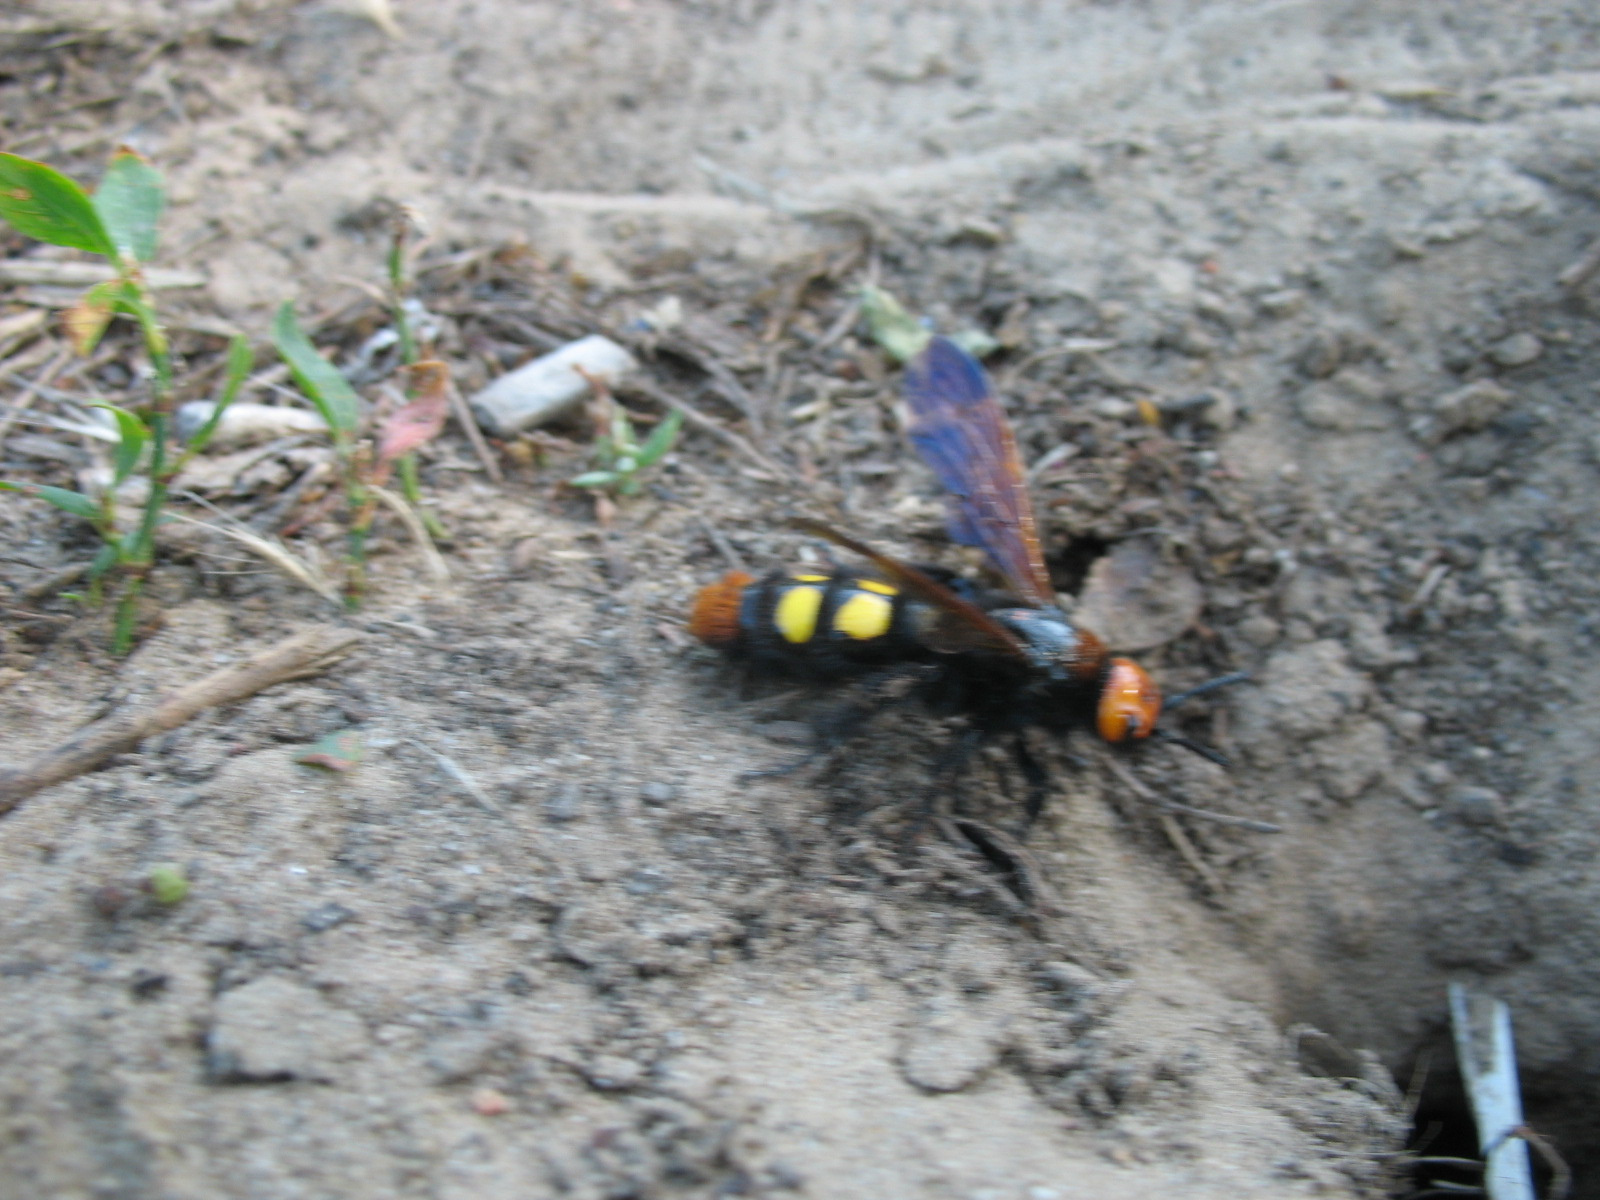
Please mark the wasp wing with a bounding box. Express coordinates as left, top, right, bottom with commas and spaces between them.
791, 517, 1027, 659
903, 337, 1055, 608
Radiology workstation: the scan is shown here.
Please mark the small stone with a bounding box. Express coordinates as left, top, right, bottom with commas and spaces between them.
1236, 614, 1282, 648
1389, 710, 1428, 740
1450, 787, 1502, 827
426, 1029, 501, 1083
624, 867, 670, 896
129, 968, 169, 999
301, 902, 355, 933
1488, 333, 1542, 368
1256, 289, 1305, 318
1427, 379, 1513, 441
207, 977, 368, 1083
1420, 761, 1453, 787
638, 781, 678, 806
91, 885, 133, 919
583, 1053, 645, 1091
543, 782, 583, 823
899, 1006, 1003, 1093
1041, 961, 1101, 998
1093, 397, 1136, 421
1298, 330, 1346, 379
471, 1087, 510, 1116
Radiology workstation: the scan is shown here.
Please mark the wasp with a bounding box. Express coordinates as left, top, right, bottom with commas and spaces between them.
689, 336, 1241, 820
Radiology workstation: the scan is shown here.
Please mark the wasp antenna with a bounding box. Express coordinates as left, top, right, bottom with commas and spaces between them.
1153, 728, 1232, 768
1163, 670, 1251, 712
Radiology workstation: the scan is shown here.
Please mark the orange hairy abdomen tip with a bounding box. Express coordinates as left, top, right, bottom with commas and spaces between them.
688, 571, 754, 648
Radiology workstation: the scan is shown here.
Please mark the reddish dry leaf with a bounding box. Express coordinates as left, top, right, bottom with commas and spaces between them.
294, 729, 365, 773
372, 360, 450, 484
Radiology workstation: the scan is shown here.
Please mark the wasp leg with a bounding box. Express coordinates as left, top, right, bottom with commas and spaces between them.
737, 672, 902, 784
899, 724, 984, 856
1012, 733, 1053, 828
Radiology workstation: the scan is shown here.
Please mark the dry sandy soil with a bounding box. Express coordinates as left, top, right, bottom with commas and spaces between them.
2, 2, 1599, 1197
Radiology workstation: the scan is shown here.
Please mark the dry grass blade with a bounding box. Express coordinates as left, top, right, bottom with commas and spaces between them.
368, 483, 450, 583
166, 508, 341, 606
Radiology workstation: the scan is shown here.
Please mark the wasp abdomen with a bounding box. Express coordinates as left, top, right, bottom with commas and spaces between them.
690, 567, 932, 673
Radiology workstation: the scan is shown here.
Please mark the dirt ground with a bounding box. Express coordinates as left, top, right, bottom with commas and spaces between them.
3, 2, 1599, 1197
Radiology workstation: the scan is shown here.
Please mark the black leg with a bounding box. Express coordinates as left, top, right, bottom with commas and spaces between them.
1012, 733, 1052, 827
739, 677, 898, 784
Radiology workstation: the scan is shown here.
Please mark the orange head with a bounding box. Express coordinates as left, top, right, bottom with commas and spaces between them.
1097, 657, 1162, 743
688, 571, 754, 649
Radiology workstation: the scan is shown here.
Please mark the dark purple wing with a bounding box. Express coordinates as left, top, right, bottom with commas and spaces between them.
903, 337, 1055, 607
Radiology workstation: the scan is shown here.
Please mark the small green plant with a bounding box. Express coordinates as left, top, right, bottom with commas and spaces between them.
272, 303, 449, 606
383, 206, 447, 541
0, 149, 250, 654
569, 400, 683, 497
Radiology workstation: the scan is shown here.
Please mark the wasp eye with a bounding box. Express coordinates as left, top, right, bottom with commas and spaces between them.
1098, 659, 1162, 743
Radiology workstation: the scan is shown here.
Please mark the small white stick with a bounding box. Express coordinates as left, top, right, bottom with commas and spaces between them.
416, 740, 504, 817
1449, 983, 1535, 1200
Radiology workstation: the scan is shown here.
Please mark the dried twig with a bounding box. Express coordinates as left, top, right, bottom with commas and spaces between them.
1100, 752, 1282, 833
0, 626, 362, 815
0, 261, 205, 289
1157, 810, 1225, 894
447, 379, 503, 482
695, 514, 748, 573
0, 344, 72, 448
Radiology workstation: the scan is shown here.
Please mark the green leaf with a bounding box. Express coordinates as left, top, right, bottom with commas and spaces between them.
0, 481, 101, 519
187, 334, 252, 451
93, 148, 164, 264
272, 302, 361, 439
609, 407, 636, 453
569, 470, 623, 489
87, 542, 119, 581
91, 403, 150, 486
636, 408, 684, 467
859, 283, 931, 364
0, 153, 115, 257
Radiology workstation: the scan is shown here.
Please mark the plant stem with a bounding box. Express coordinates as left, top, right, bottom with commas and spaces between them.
112, 573, 144, 656
398, 453, 446, 540
119, 280, 174, 653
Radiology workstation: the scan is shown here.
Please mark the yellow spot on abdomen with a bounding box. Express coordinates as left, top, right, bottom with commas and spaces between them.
834, 592, 894, 640
857, 579, 898, 596
774, 586, 824, 643
791, 573, 829, 583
